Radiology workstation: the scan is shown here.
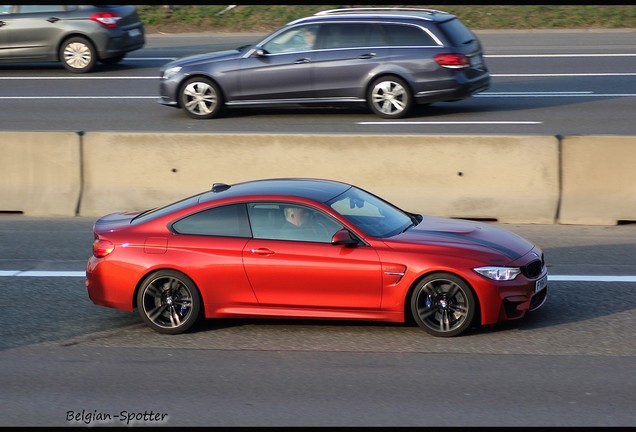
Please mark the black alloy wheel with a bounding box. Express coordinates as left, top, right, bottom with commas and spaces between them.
410, 272, 476, 337
137, 270, 202, 334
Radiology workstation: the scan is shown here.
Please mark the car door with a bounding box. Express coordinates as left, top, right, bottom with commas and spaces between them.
232, 25, 319, 102
242, 202, 383, 309
312, 22, 391, 99
5, 5, 67, 60
168, 204, 259, 307
0, 5, 12, 54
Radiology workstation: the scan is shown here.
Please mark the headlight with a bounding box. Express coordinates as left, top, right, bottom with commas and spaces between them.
474, 266, 521, 281
161, 66, 182, 80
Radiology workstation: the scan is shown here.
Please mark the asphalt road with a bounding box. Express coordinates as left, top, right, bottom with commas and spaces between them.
1, 30, 635, 427
0, 217, 635, 426
0, 30, 634, 135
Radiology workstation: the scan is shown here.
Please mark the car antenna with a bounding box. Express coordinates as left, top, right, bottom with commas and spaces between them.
212, 183, 230, 192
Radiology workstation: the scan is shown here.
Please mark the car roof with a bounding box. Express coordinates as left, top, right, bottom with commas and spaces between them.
291, 7, 456, 25
199, 178, 353, 204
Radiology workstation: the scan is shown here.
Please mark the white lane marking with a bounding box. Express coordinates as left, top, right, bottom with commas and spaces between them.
358, 121, 542, 125
0, 271, 635, 282
487, 54, 636, 58
0, 271, 85, 277
0, 96, 158, 99
0, 76, 158, 80
548, 275, 636, 282
476, 92, 636, 97
492, 73, 636, 77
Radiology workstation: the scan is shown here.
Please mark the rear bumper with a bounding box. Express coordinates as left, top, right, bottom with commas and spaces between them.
414, 72, 491, 104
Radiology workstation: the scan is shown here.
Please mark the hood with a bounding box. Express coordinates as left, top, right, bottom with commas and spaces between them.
163, 48, 246, 69
387, 215, 535, 260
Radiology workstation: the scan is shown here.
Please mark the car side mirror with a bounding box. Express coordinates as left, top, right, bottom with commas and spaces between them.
254, 48, 266, 57
331, 229, 359, 247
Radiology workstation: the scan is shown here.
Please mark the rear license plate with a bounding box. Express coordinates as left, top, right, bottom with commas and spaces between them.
535, 274, 548, 292
128, 28, 142, 38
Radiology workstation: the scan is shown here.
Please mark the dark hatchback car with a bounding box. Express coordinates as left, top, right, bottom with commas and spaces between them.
159, 7, 490, 119
0, 4, 145, 73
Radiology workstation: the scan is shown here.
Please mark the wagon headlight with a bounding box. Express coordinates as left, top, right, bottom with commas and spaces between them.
161, 66, 182, 80
474, 266, 521, 281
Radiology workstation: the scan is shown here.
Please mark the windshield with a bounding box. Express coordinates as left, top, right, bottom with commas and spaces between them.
326, 186, 414, 238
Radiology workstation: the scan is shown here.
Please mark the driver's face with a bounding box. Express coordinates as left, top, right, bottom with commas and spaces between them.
288, 207, 307, 226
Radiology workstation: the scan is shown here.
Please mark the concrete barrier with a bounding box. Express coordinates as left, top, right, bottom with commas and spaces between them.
80, 133, 559, 223
0, 132, 81, 216
5, 131, 635, 225
559, 135, 636, 225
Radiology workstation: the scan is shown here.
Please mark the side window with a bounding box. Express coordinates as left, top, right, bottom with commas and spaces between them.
248, 203, 286, 239
172, 203, 251, 237
0, 5, 13, 14
381, 24, 439, 47
321, 23, 382, 49
262, 25, 319, 54
17, 5, 65, 14
249, 202, 343, 243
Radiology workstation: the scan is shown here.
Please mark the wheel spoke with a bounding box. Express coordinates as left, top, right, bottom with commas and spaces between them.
173, 297, 192, 308
145, 283, 163, 299
439, 308, 451, 332
183, 86, 197, 98
448, 303, 468, 318
417, 304, 438, 320
446, 283, 461, 299
168, 305, 182, 327
147, 303, 168, 322
389, 99, 404, 112
197, 100, 210, 114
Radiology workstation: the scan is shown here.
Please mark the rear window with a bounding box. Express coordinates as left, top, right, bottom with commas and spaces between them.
381, 24, 438, 46
437, 18, 476, 46
132, 195, 202, 224
172, 204, 250, 237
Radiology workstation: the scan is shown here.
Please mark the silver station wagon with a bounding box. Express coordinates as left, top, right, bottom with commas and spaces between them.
0, 4, 145, 73
158, 7, 490, 119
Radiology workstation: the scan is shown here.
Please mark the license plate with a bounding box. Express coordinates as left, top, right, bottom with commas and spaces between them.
535, 274, 548, 292
128, 28, 142, 38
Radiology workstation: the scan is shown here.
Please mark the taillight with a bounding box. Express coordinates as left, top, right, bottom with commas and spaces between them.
434, 53, 470, 69
90, 12, 122, 29
93, 239, 115, 258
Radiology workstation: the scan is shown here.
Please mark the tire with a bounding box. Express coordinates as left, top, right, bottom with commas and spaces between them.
367, 75, 412, 119
410, 273, 476, 337
59, 36, 96, 73
137, 270, 202, 335
100, 54, 125, 65
179, 76, 223, 119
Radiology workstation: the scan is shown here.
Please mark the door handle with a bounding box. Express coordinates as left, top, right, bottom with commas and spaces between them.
359, 53, 377, 59
47, 17, 60, 23
250, 248, 275, 256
